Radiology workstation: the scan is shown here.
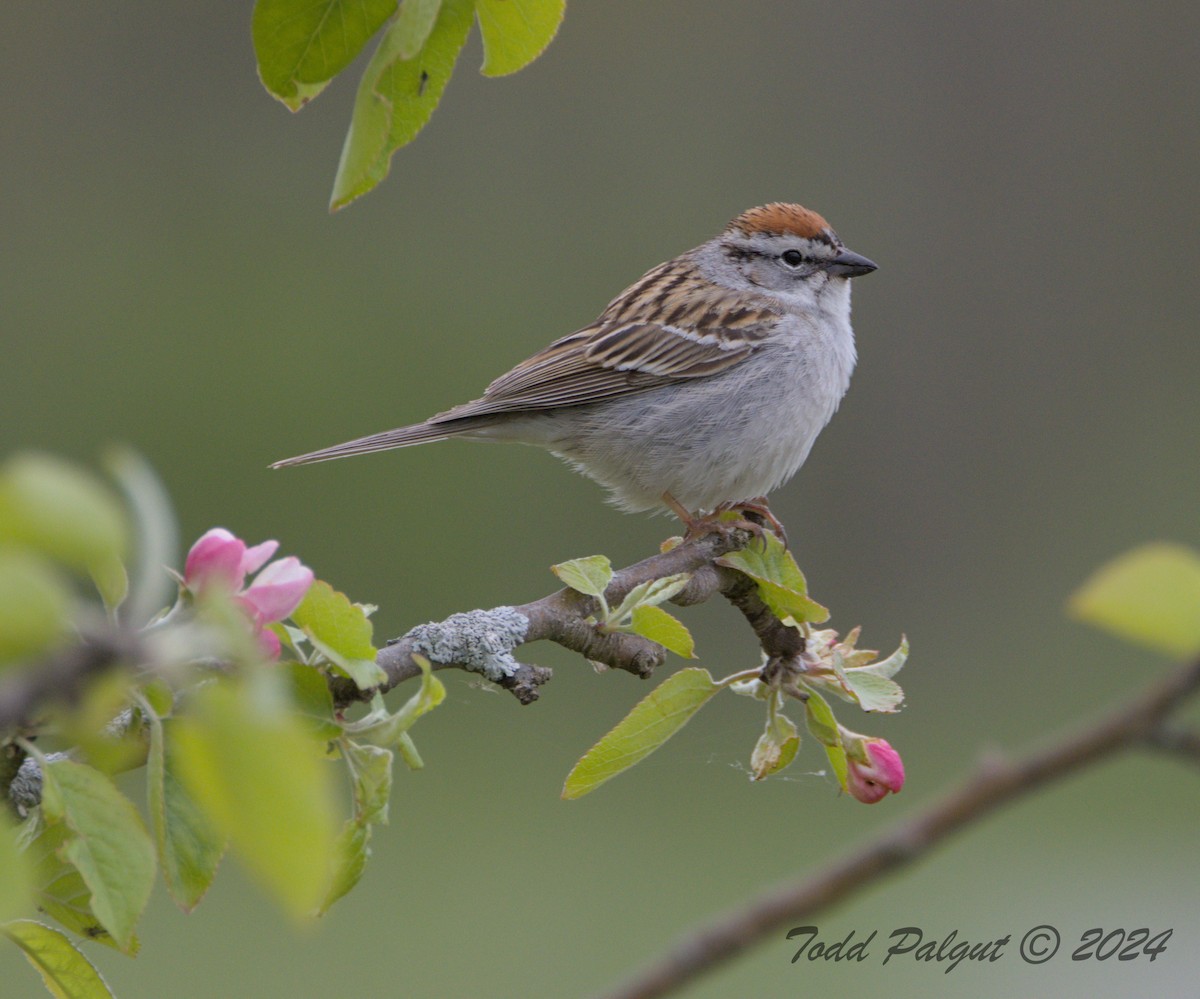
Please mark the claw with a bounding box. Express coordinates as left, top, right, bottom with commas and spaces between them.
725, 497, 788, 548
661, 492, 786, 548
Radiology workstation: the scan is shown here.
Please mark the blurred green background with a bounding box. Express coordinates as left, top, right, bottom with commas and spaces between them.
3, 3, 1199, 997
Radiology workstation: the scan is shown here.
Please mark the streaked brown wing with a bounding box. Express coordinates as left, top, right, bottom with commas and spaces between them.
431, 320, 757, 423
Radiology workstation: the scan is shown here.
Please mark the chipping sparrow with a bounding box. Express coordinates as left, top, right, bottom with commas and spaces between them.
273, 203, 876, 519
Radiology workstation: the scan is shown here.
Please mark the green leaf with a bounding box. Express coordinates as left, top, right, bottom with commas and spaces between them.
835, 667, 904, 713
802, 688, 840, 746
822, 740, 848, 790
727, 675, 770, 700
292, 580, 377, 659
803, 691, 847, 789
54, 672, 145, 779
0, 816, 33, 923
0, 551, 71, 664
147, 716, 226, 913
344, 742, 394, 826
1, 919, 114, 999
563, 668, 721, 799
392, 652, 445, 729
24, 821, 119, 950
282, 661, 343, 741
609, 572, 692, 623
551, 554, 614, 599
628, 604, 695, 659
317, 738, 392, 914
330, 0, 475, 210
318, 821, 371, 915
476, 0, 565, 77
347, 657, 444, 749
717, 533, 829, 625
253, 0, 400, 111
170, 679, 339, 918
855, 636, 909, 680
291, 580, 385, 688
39, 761, 155, 953
391, 0, 444, 58
140, 678, 175, 717
827, 639, 908, 713
750, 711, 800, 781
395, 731, 424, 770
103, 447, 178, 627
0, 453, 128, 579
1069, 543, 1200, 658
88, 557, 126, 615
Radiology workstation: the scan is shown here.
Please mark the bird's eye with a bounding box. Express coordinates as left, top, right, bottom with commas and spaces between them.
781, 249, 805, 267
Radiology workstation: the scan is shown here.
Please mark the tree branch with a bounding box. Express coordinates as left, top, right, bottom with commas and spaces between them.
1142, 725, 1200, 766
329, 524, 757, 707
6, 521, 1199, 999
0, 629, 142, 735
598, 652, 1200, 999
0, 526, 758, 741
3, 525, 761, 810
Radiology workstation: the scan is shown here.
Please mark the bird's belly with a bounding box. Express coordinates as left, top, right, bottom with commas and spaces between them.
537, 341, 852, 513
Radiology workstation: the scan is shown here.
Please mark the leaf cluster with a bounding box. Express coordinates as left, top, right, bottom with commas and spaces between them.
556, 534, 910, 798
0, 454, 443, 998
252, 0, 566, 208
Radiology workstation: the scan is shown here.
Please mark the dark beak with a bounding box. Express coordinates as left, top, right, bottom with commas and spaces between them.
825, 249, 878, 278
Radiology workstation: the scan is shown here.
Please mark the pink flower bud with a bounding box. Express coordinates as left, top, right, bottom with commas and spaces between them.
845, 738, 905, 804
238, 556, 314, 623
184, 528, 247, 592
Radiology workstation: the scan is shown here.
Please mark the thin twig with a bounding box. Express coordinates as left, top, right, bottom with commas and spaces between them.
1142, 725, 1200, 766
598, 653, 1200, 999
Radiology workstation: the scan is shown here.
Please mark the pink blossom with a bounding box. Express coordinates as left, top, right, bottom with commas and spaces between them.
255, 626, 282, 660
237, 557, 313, 625
844, 737, 905, 804
183, 528, 312, 659
184, 528, 279, 593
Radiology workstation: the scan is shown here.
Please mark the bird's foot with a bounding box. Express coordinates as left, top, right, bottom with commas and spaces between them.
662, 493, 784, 549
718, 496, 788, 548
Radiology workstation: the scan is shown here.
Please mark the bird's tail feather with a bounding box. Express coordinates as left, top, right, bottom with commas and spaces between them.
271, 420, 459, 468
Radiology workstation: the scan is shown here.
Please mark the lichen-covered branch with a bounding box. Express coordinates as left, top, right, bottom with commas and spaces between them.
329, 523, 757, 706
3, 524, 764, 813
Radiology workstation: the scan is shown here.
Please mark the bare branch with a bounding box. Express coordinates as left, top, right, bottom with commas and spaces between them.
598, 653, 1200, 999
1142, 725, 1200, 766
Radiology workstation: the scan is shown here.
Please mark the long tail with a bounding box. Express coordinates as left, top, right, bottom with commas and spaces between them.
271, 420, 458, 468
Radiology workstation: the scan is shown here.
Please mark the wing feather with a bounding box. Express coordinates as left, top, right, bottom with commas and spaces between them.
432, 320, 759, 423
275, 257, 788, 468
427, 259, 783, 424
